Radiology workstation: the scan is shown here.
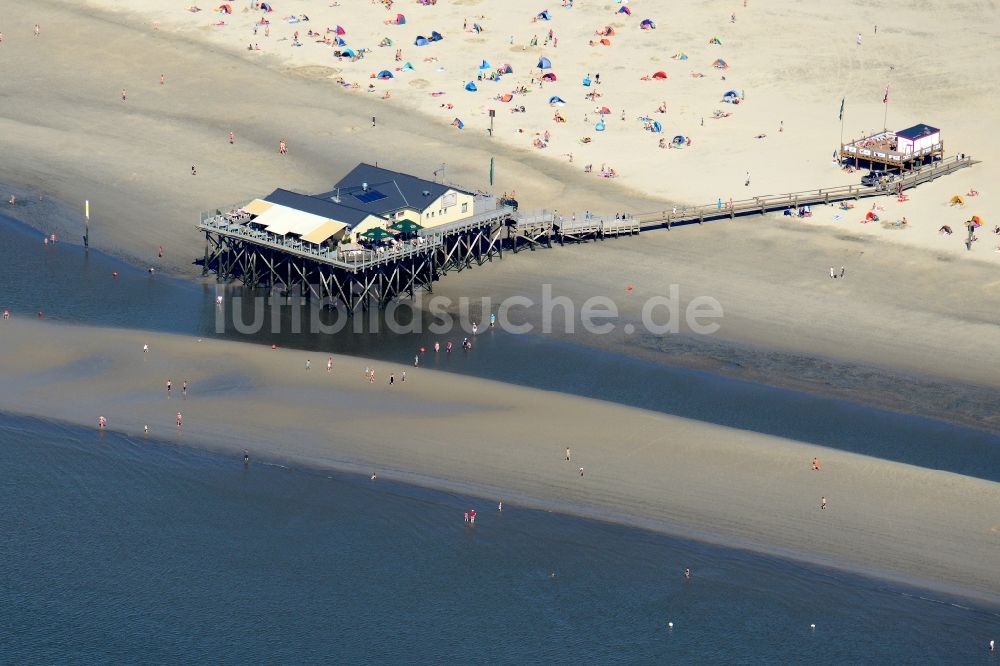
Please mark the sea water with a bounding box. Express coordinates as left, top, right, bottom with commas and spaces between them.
1, 213, 999, 663
0, 415, 996, 664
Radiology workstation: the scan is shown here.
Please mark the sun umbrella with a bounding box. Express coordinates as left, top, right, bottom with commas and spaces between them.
390, 219, 423, 233
361, 228, 394, 241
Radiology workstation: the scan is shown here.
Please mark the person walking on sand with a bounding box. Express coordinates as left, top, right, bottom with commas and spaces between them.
579, 467, 585, 477
279, 140, 287, 155
176, 412, 183, 427
143, 343, 149, 354
389, 373, 394, 385
229, 131, 235, 144
812, 457, 821, 470
327, 356, 333, 372
370, 369, 375, 383
840, 266, 845, 278
166, 379, 172, 397
821, 496, 827, 510
830, 267, 835, 279
305, 359, 311, 371
372, 116, 376, 127
34, 24, 40, 37
856, 32, 862, 46
745, 171, 751, 187
160, 73, 165, 85
565, 447, 571, 461
182, 380, 188, 398
401, 371, 406, 382
121, 88, 127, 103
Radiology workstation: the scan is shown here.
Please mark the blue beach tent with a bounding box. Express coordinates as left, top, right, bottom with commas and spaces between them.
414, 35, 429, 46
430, 30, 443, 41
377, 70, 394, 79
595, 121, 606, 131
548, 95, 566, 105
465, 82, 478, 92
537, 56, 552, 69
537, 10, 551, 20
480, 59, 491, 69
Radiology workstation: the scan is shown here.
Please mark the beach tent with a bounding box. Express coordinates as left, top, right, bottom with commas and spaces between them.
394, 13, 406, 24
582, 76, 591, 86
652, 70, 668, 79
723, 89, 739, 98
216, 4, 232, 13
651, 121, 663, 132
480, 59, 491, 69
430, 31, 444, 41
451, 118, 464, 129
335, 25, 346, 35
377, 70, 394, 79
970, 214, 983, 226
598, 26, 615, 36
712, 58, 728, 69
537, 56, 552, 70
709, 36, 722, 45
499, 64, 513, 74
259, 2, 272, 11
549, 95, 566, 105
342, 48, 357, 57
949, 195, 965, 206
672, 52, 688, 60
380, 37, 394, 46
640, 18, 655, 29
537, 10, 552, 20
415, 35, 429, 46
617, 6, 631, 15
498, 93, 513, 102
865, 210, 877, 221
597, 106, 610, 114
335, 37, 346, 46
672, 135, 686, 144
401, 61, 414, 71
599, 38, 611, 46
465, 82, 478, 91
595, 121, 606, 131
541, 72, 557, 81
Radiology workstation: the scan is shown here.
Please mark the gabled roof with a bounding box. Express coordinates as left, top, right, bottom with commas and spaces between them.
323, 163, 471, 215
263, 188, 370, 225
896, 123, 939, 140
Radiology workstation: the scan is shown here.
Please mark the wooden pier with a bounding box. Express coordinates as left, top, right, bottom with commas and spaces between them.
198, 155, 976, 311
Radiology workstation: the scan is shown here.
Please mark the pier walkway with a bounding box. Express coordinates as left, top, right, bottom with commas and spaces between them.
198, 155, 977, 310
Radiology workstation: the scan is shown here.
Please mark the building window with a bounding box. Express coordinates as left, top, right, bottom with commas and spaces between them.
461, 203, 468, 213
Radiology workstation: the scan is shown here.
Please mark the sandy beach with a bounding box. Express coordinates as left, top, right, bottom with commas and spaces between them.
0, 317, 998, 604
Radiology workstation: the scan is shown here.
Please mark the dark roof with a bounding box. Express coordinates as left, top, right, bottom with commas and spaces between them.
263, 188, 370, 225
321, 163, 471, 215
896, 123, 939, 140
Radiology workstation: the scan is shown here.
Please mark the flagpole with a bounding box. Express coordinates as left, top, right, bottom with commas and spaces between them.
84, 199, 90, 249
883, 83, 890, 131
838, 98, 845, 162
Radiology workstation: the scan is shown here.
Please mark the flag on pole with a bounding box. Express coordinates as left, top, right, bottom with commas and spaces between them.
838, 98, 844, 121
882, 84, 890, 104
